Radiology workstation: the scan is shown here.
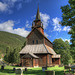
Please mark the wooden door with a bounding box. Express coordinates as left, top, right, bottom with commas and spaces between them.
23, 58, 32, 67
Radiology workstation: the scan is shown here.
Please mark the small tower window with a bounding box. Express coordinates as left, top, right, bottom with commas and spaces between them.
36, 40, 38, 44
33, 40, 34, 44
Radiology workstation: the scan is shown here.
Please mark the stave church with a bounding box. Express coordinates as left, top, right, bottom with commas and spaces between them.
19, 7, 61, 67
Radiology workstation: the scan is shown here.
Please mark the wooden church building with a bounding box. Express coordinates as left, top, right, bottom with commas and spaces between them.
20, 7, 61, 67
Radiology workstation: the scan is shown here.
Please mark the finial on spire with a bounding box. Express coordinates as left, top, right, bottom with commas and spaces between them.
35, 6, 41, 21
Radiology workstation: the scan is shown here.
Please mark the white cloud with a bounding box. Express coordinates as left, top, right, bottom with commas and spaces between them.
0, 2, 8, 12
40, 12, 50, 29
52, 17, 71, 32
25, 20, 31, 28
3, 0, 19, 6
63, 26, 71, 31
13, 28, 29, 37
52, 17, 61, 32
0, 20, 30, 37
62, 38, 70, 43
0, 0, 32, 13
0, 20, 14, 31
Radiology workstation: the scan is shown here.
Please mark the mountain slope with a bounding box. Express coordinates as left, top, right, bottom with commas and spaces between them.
0, 31, 26, 54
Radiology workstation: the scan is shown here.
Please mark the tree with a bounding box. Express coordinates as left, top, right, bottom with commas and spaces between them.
21, 41, 26, 49
53, 38, 73, 65
61, 50, 73, 65
4, 47, 20, 64
70, 47, 75, 62
61, 0, 75, 47
4, 46, 10, 62
13, 48, 20, 64
53, 39, 70, 54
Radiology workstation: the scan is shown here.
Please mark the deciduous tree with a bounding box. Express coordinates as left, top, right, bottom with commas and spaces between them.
61, 0, 75, 57
53, 38, 73, 65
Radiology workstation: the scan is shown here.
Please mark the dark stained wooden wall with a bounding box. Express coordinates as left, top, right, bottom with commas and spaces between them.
27, 29, 44, 44
47, 54, 52, 66
33, 58, 39, 67
35, 54, 47, 67
44, 38, 53, 48
35, 54, 52, 67
37, 28, 44, 34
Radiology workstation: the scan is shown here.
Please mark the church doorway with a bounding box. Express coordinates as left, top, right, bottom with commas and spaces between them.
22, 58, 32, 67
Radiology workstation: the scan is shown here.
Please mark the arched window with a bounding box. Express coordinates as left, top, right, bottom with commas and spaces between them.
33, 40, 34, 44
36, 40, 38, 44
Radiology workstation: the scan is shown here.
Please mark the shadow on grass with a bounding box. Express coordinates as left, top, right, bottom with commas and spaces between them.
0, 69, 15, 74
23, 69, 46, 75
55, 71, 64, 75
23, 69, 64, 75
0, 68, 64, 75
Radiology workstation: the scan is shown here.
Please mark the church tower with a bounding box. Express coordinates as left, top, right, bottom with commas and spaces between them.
32, 7, 44, 34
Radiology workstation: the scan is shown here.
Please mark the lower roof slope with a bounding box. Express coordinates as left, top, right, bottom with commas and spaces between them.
20, 44, 55, 54
20, 44, 49, 54
20, 44, 60, 58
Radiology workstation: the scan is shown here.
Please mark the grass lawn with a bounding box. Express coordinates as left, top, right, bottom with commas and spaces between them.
0, 65, 65, 75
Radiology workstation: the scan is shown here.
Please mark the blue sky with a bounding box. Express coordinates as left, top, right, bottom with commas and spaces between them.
0, 0, 71, 42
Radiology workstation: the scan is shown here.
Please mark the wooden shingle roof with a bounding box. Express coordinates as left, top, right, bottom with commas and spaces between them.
20, 44, 61, 58
20, 44, 56, 55
52, 54, 61, 58
45, 45, 56, 55
20, 44, 49, 54
21, 53, 39, 58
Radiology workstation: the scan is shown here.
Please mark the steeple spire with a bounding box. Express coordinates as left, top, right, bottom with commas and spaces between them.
32, 6, 44, 34
35, 6, 41, 21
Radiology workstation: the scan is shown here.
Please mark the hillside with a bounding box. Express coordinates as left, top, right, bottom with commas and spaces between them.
0, 31, 26, 55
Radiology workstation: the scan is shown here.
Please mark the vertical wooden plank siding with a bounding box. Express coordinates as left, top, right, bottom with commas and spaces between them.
33, 58, 35, 67
52, 58, 60, 65
22, 59, 23, 67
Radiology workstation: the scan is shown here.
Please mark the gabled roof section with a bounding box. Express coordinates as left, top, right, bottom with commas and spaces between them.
26, 28, 52, 44
21, 53, 39, 58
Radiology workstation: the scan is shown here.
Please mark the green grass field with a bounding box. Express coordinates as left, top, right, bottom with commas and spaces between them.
0, 65, 65, 75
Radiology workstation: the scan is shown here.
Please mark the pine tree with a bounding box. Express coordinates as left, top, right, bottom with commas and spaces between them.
13, 48, 20, 64
4, 46, 10, 62
4, 47, 20, 64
